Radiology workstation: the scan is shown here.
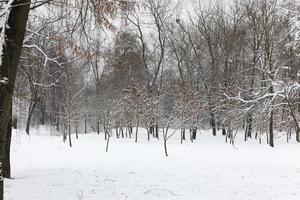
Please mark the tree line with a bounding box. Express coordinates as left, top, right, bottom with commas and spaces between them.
14, 0, 300, 147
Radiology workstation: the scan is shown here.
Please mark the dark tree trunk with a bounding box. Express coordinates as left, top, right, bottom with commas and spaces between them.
181, 128, 185, 144
105, 129, 110, 152
104, 124, 107, 140
192, 128, 197, 140
25, 98, 37, 135
75, 124, 79, 139
97, 121, 100, 135
150, 123, 154, 136
222, 127, 226, 136
269, 111, 274, 147
68, 121, 72, 147
3, 101, 12, 179
0, 1, 31, 199
190, 128, 197, 142
296, 129, 300, 143
84, 113, 87, 134
116, 126, 119, 139
55, 105, 60, 133
63, 123, 67, 143
120, 126, 124, 138
56, 115, 60, 132
147, 128, 150, 141
155, 124, 159, 139
164, 139, 168, 157
12, 116, 17, 129
211, 115, 216, 136
40, 100, 45, 125
245, 114, 253, 141
135, 121, 139, 143
182, 129, 185, 140
0, 161, 2, 200
128, 123, 132, 138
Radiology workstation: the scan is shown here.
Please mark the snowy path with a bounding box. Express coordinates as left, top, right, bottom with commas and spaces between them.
5, 129, 300, 200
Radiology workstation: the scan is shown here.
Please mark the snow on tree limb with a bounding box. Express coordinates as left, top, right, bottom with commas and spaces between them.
0, 0, 14, 66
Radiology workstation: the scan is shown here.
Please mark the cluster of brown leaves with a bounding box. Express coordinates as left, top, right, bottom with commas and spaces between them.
90, 0, 135, 31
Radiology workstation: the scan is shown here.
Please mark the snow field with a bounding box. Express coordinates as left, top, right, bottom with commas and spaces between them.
5, 129, 300, 200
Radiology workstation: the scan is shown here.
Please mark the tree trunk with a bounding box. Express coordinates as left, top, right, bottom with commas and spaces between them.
105, 129, 110, 152
2, 100, 12, 179
0, 161, 2, 200
222, 127, 226, 136
225, 128, 229, 143
192, 128, 197, 140
12, 116, 17, 130
150, 123, 154, 136
128, 123, 132, 138
25, 98, 37, 135
68, 120, 72, 147
269, 111, 274, 147
84, 113, 87, 134
147, 128, 150, 141
75, 124, 79, 139
245, 114, 253, 141
164, 139, 168, 157
116, 126, 119, 139
0, 1, 31, 199
155, 124, 159, 139
56, 113, 60, 133
135, 120, 139, 143
287, 129, 291, 143
285, 96, 300, 142
120, 125, 124, 138
296, 129, 300, 143
104, 124, 107, 140
190, 128, 197, 142
63, 122, 67, 143
97, 121, 100, 135
181, 128, 185, 144
40, 100, 45, 125
211, 115, 216, 136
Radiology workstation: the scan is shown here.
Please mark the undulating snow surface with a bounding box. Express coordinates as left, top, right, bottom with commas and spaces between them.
5, 128, 300, 200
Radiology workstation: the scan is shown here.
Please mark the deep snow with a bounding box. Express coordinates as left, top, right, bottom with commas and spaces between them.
4, 128, 300, 200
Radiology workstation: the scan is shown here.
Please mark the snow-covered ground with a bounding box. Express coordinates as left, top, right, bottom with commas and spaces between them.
5, 128, 300, 200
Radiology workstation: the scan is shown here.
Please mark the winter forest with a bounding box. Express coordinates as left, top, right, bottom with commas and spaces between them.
1, 0, 300, 199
